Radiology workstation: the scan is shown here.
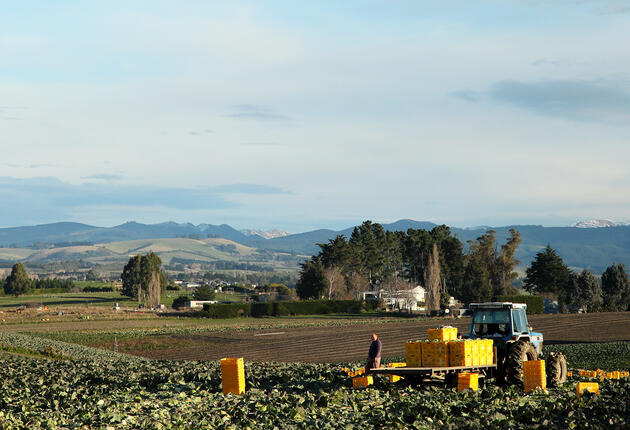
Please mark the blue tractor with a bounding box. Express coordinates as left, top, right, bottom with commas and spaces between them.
468, 302, 567, 385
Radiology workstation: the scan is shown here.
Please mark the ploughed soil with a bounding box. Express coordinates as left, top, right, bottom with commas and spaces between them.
128, 312, 630, 363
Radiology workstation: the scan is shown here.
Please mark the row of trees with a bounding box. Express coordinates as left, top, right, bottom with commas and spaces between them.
1, 263, 75, 296
524, 245, 630, 312
297, 221, 630, 313
296, 221, 522, 310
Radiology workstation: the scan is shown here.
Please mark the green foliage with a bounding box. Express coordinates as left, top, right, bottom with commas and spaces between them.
82, 286, 115, 293
202, 300, 364, 318
192, 284, 216, 301
565, 270, 602, 313
303, 222, 524, 307
171, 295, 190, 310
302, 221, 468, 302
497, 295, 544, 314
4, 262, 31, 296
0, 332, 629, 429
203, 303, 252, 318
84, 268, 101, 281
524, 245, 571, 296
460, 229, 522, 304
601, 263, 630, 311
121, 252, 165, 307
296, 260, 326, 299
546, 342, 630, 370
32, 278, 74, 290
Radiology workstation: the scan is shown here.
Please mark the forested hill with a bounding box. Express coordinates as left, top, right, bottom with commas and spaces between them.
1, 219, 629, 272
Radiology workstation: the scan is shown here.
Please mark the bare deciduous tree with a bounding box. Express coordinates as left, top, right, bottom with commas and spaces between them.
424, 243, 441, 312
324, 266, 346, 300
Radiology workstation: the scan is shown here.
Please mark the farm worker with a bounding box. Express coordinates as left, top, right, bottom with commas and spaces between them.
365, 333, 382, 372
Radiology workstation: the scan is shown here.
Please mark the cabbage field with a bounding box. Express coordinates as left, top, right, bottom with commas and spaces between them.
0, 333, 629, 429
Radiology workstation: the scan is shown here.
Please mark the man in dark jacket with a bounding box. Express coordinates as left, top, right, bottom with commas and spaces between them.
365, 333, 382, 372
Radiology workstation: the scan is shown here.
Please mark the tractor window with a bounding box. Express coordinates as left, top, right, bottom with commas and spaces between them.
472, 310, 510, 337
512, 309, 528, 333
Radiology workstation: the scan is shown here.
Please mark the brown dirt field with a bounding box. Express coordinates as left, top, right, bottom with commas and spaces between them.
128, 312, 630, 363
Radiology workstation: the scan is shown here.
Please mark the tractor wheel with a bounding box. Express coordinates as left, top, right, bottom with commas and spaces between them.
546, 352, 567, 387
505, 341, 538, 385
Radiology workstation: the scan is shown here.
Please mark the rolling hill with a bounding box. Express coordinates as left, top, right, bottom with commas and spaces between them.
1, 219, 630, 272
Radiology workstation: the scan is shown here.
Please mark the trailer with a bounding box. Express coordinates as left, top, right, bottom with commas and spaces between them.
368, 348, 497, 386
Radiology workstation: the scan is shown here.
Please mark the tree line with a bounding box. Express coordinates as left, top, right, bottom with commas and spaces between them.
296, 221, 522, 309
1, 263, 75, 295
296, 220, 630, 313
524, 245, 630, 312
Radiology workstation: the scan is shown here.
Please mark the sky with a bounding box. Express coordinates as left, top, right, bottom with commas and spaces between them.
1, 0, 630, 232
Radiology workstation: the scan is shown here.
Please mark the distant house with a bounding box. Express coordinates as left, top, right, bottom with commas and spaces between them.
185, 300, 218, 308
362, 285, 427, 312
185, 282, 200, 289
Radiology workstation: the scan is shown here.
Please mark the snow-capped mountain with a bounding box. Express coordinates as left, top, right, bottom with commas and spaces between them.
240, 228, 291, 239
571, 219, 629, 228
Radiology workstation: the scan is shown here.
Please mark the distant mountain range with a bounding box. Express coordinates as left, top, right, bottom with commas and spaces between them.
1, 219, 630, 272
240, 228, 291, 239
571, 219, 629, 228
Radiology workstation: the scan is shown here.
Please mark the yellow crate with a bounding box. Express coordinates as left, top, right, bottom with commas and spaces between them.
483, 339, 494, 365
352, 376, 373, 388
567, 371, 573, 377
448, 340, 473, 367
579, 370, 597, 378
457, 372, 479, 392
422, 341, 449, 367
387, 362, 407, 368
389, 374, 404, 383
523, 360, 546, 393
428, 327, 458, 342
621, 371, 629, 378
405, 342, 422, 367
347, 368, 366, 377
576, 382, 599, 396
471, 341, 481, 366
221, 357, 246, 395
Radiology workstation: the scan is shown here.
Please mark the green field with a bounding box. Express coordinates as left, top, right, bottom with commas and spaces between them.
0, 291, 135, 309
0, 332, 628, 429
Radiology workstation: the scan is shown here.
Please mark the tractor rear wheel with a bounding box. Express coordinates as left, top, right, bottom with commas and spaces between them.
546, 352, 567, 386
505, 340, 538, 385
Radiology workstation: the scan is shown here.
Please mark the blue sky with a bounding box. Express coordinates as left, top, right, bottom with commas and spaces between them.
1, 1, 630, 231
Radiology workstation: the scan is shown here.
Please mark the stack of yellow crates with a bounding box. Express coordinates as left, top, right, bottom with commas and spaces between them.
448, 340, 474, 367
622, 371, 630, 378
447, 339, 493, 367
523, 360, 546, 393
352, 375, 373, 388
422, 341, 449, 367
579, 370, 597, 378
457, 372, 478, 392
576, 382, 599, 396
428, 327, 458, 341
405, 341, 422, 367
221, 357, 246, 395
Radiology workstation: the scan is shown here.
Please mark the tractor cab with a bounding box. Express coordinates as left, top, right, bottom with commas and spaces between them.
468, 302, 543, 354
